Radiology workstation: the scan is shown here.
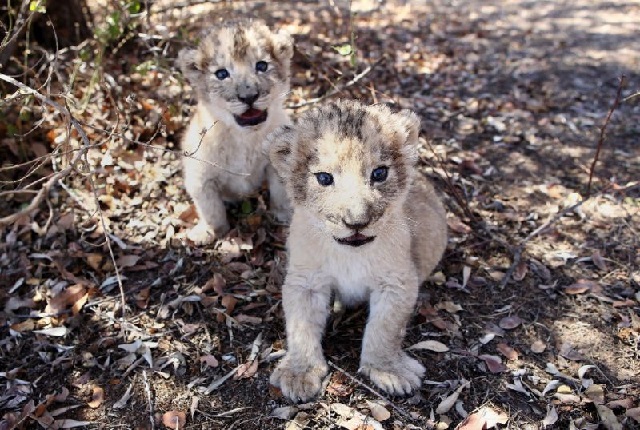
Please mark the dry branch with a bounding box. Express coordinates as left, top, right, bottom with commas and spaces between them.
586, 75, 626, 197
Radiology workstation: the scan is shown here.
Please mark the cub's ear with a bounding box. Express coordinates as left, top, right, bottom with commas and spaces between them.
396, 109, 421, 145
266, 125, 297, 180
272, 29, 294, 61
177, 48, 203, 82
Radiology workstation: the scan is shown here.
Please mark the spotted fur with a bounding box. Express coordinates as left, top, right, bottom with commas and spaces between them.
267, 100, 448, 402
177, 20, 294, 244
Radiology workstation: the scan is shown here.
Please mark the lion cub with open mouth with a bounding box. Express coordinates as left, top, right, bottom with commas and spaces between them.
267, 100, 448, 402
177, 20, 293, 244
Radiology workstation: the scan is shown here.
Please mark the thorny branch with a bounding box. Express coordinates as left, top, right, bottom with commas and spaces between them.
587, 74, 626, 197
0, 71, 128, 329
287, 56, 386, 109
500, 74, 628, 289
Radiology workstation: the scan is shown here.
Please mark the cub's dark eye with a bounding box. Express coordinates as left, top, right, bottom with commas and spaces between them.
214, 69, 229, 80
255, 61, 268, 72
371, 166, 388, 183
315, 172, 334, 186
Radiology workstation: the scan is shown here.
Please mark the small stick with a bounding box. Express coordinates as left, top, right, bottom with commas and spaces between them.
142, 370, 155, 430
287, 56, 386, 109
327, 360, 414, 421
587, 75, 625, 197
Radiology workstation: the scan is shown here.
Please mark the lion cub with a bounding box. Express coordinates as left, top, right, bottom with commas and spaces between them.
267, 100, 448, 402
177, 20, 293, 244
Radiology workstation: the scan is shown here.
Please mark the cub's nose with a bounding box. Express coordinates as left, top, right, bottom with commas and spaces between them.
342, 216, 370, 231
238, 93, 259, 106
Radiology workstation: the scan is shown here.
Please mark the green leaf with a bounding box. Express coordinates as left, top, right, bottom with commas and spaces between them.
29, 0, 46, 13
333, 44, 353, 56
241, 200, 253, 215
128, 0, 142, 13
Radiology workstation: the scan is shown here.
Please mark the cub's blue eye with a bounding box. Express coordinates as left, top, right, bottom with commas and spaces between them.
214, 69, 229, 80
255, 61, 268, 72
371, 166, 388, 183
315, 172, 334, 186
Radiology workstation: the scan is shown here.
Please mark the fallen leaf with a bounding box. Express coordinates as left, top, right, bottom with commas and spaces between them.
626, 407, 640, 423
326, 372, 354, 397
271, 406, 298, 420
595, 404, 622, 430
162, 410, 186, 429
436, 381, 469, 415
455, 406, 508, 429
408, 340, 449, 352
117, 255, 140, 268
591, 250, 608, 271
330, 403, 383, 430
498, 315, 523, 330
112, 383, 133, 409
541, 406, 558, 428
559, 343, 584, 361
531, 340, 546, 353
564, 279, 600, 295
607, 398, 633, 409
585, 384, 605, 404
33, 327, 69, 337
199, 355, 219, 368
496, 343, 519, 361
366, 401, 391, 422
512, 260, 528, 281
87, 386, 104, 409
435, 300, 463, 314
479, 355, 507, 373
56, 419, 93, 428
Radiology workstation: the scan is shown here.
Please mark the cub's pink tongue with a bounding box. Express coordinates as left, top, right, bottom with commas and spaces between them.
240, 108, 264, 119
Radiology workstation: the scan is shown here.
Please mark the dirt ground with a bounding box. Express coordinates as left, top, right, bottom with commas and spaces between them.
1, 0, 639, 429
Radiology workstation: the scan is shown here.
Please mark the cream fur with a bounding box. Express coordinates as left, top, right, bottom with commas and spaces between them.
267, 100, 448, 402
178, 21, 293, 244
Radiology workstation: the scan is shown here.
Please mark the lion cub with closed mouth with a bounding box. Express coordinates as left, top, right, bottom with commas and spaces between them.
177, 20, 293, 244
267, 100, 448, 402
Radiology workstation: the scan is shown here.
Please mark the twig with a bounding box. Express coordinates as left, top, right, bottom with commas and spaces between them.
499, 199, 585, 289
587, 75, 625, 197
0, 72, 88, 226
142, 370, 155, 430
326, 360, 413, 421
287, 56, 386, 109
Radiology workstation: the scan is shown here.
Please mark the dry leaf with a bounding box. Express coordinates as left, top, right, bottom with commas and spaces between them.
199, 355, 219, 368
585, 384, 605, 404
498, 315, 523, 330
591, 250, 608, 271
541, 406, 558, 428
595, 404, 622, 430
435, 301, 463, 313
479, 355, 507, 373
33, 327, 68, 337
162, 410, 186, 429
408, 340, 449, 352
513, 260, 528, 281
455, 406, 508, 429
564, 279, 600, 295
607, 398, 634, 409
326, 372, 354, 397
531, 340, 546, 353
87, 386, 104, 409
117, 255, 140, 268
626, 407, 640, 423
271, 406, 298, 420
496, 343, 519, 361
436, 381, 469, 415
366, 401, 391, 422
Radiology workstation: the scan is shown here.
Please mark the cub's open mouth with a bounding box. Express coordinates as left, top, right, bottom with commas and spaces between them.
234, 108, 268, 127
335, 233, 375, 247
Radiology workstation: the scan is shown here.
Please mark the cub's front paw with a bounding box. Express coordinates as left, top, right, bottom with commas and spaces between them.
359, 353, 425, 396
187, 222, 227, 245
270, 358, 329, 402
